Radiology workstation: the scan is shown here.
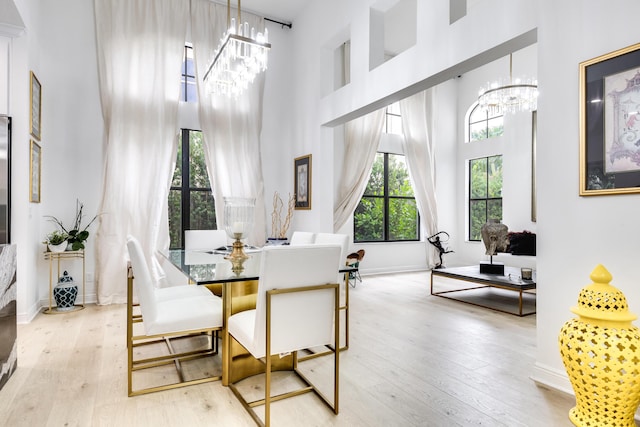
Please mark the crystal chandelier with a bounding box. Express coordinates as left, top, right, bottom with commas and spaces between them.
477, 54, 538, 115
203, 0, 271, 97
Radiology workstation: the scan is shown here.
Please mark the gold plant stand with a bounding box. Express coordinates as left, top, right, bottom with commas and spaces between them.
43, 250, 85, 314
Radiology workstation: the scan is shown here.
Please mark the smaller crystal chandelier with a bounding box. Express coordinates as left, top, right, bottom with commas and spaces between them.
478, 54, 538, 115
203, 0, 271, 97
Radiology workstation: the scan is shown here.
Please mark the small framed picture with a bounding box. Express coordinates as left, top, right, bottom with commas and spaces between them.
30, 71, 41, 141
294, 154, 311, 210
29, 140, 41, 203
579, 42, 640, 195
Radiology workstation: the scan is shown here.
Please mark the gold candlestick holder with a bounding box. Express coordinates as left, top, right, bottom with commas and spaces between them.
223, 197, 255, 276
225, 233, 248, 275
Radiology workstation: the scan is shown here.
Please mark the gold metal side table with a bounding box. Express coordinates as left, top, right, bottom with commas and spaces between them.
43, 250, 85, 314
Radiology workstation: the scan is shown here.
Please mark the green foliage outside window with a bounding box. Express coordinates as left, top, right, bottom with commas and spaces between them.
169, 130, 216, 249
354, 153, 418, 242
469, 155, 503, 241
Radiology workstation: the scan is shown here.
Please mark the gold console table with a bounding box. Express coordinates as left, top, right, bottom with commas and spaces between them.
43, 250, 85, 314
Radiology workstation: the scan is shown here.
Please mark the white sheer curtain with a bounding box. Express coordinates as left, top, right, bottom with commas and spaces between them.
94, 0, 188, 304
399, 89, 439, 268
190, 0, 267, 247
334, 110, 385, 231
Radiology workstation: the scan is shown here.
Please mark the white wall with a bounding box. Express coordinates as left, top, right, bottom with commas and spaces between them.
0, 38, 8, 114
260, 20, 295, 237
9, 0, 43, 322
532, 0, 640, 393
317, 0, 537, 126
34, 0, 104, 312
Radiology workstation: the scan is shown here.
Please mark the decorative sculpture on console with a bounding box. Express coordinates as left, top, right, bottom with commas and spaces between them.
480, 219, 509, 274
268, 191, 294, 245
427, 231, 454, 269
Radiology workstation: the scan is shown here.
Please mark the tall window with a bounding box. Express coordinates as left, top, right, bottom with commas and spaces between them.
469, 155, 503, 241
180, 44, 197, 103
385, 102, 402, 134
354, 153, 419, 242
467, 103, 503, 142
168, 130, 216, 248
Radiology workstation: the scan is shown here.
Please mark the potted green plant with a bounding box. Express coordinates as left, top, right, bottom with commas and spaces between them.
45, 200, 99, 251
44, 230, 69, 252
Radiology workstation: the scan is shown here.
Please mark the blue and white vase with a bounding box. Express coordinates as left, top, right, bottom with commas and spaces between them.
53, 271, 78, 311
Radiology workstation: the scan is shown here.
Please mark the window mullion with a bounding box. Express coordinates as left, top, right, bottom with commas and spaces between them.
181, 130, 190, 244
485, 157, 489, 222
383, 153, 389, 241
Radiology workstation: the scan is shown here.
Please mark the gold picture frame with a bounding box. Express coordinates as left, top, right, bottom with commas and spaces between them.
294, 154, 311, 210
29, 140, 41, 203
580, 42, 640, 195
30, 71, 41, 141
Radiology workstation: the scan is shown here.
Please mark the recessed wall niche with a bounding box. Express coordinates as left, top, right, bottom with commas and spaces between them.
321, 26, 351, 96
369, 0, 416, 70
450, 0, 484, 24
334, 40, 351, 90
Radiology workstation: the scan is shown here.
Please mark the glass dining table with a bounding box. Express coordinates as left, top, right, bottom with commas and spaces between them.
164, 248, 355, 385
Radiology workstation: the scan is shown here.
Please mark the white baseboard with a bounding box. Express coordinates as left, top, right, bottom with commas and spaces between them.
359, 266, 429, 276
18, 293, 99, 324
17, 300, 41, 324
532, 362, 640, 422
530, 362, 574, 396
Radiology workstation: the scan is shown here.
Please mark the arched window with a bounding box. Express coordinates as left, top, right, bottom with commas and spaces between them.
466, 102, 504, 142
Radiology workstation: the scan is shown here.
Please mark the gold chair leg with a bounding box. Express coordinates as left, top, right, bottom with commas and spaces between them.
128, 329, 222, 397
227, 285, 340, 425
127, 267, 222, 397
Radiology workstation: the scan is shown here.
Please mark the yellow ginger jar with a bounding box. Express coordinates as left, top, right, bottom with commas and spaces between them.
558, 264, 640, 427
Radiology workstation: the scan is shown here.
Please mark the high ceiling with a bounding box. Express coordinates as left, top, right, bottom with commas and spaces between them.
232, 0, 313, 23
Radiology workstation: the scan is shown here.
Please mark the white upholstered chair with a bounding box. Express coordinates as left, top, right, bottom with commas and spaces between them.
184, 229, 228, 250
314, 233, 349, 270
156, 250, 191, 288
289, 231, 316, 245
126, 236, 223, 396
313, 233, 350, 306
312, 233, 350, 352
227, 244, 341, 426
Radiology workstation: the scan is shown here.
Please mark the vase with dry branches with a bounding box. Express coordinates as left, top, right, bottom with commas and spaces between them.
268, 191, 295, 244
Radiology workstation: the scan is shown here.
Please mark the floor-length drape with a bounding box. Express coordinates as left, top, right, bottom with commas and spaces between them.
190, 0, 267, 247
334, 110, 385, 231
94, 0, 188, 303
399, 89, 440, 268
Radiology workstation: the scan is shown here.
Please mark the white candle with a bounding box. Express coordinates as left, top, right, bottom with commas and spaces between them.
232, 221, 244, 234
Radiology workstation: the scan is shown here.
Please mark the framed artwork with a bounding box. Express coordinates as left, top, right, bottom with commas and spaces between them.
29, 140, 41, 203
294, 154, 311, 210
580, 42, 640, 195
30, 71, 41, 141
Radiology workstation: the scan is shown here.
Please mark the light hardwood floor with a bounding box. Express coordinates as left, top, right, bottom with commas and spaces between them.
0, 271, 577, 426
